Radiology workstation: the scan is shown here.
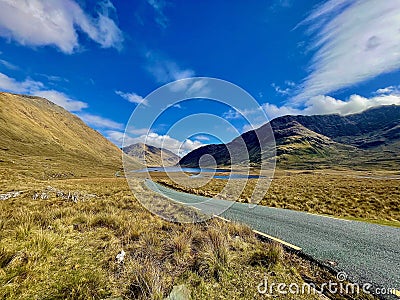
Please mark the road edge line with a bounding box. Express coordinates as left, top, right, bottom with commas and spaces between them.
212, 215, 302, 251
253, 229, 302, 251
213, 215, 231, 222
392, 289, 400, 298
305, 212, 351, 222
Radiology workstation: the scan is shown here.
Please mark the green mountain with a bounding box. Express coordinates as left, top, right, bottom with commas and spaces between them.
179, 105, 400, 170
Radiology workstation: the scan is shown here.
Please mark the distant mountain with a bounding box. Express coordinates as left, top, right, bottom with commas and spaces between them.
179, 105, 400, 169
0, 92, 141, 178
276, 105, 400, 149
122, 142, 180, 167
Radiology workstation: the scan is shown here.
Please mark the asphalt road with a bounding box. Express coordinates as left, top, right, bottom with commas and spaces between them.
145, 179, 400, 300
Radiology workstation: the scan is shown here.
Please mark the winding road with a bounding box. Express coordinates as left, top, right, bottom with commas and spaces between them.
145, 179, 400, 300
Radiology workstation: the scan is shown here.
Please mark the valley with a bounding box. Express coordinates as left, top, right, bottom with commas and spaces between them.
2, 92, 373, 300
2, 2, 400, 299
1, 92, 398, 299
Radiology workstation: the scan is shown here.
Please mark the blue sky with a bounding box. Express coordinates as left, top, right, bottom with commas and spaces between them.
1, 0, 400, 155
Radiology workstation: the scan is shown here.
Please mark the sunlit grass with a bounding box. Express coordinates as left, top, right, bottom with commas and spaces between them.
154, 170, 400, 227
0, 176, 377, 299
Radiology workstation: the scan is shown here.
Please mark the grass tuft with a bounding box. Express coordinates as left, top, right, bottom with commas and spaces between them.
195, 227, 230, 281
126, 259, 164, 300
249, 242, 283, 268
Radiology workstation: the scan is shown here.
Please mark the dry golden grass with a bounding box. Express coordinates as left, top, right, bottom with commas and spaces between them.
0, 176, 377, 299
154, 170, 400, 227
0, 176, 320, 299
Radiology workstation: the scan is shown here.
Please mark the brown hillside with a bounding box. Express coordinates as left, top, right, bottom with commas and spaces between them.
0, 92, 140, 180
122, 142, 180, 166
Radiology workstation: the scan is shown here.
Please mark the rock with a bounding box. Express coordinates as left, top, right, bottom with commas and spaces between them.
116, 250, 125, 264
165, 284, 191, 300
0, 191, 21, 200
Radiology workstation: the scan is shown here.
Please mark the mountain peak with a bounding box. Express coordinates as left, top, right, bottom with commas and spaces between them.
122, 142, 179, 167
180, 105, 400, 169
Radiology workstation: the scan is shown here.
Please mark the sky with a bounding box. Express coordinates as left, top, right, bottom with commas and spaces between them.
1, 0, 400, 155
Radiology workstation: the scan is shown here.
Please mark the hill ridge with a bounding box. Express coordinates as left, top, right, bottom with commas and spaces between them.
122, 142, 180, 167
179, 105, 400, 169
0, 92, 140, 179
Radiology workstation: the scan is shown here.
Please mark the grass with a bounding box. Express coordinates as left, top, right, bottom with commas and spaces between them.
153, 169, 400, 227
0, 176, 377, 299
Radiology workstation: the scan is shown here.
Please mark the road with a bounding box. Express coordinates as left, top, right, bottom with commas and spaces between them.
145, 179, 400, 300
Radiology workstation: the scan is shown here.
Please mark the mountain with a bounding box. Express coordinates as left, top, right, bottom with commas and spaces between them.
276, 105, 400, 149
0, 92, 140, 179
122, 142, 180, 166
179, 105, 400, 169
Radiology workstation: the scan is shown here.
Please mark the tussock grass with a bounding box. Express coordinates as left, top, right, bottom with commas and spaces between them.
249, 242, 284, 268
194, 227, 230, 281
125, 258, 164, 300
0, 177, 376, 299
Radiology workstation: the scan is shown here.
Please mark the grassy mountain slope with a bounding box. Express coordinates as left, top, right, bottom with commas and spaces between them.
0, 92, 140, 179
122, 142, 180, 166
279, 105, 400, 148
179, 105, 400, 169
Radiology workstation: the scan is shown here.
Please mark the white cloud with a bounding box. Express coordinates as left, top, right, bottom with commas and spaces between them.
105, 130, 125, 146
223, 109, 242, 120
194, 135, 210, 141
186, 79, 211, 96
186, 79, 207, 94
37, 73, 69, 83
147, 0, 168, 28
0, 72, 43, 93
223, 107, 263, 120
34, 90, 87, 112
0, 71, 88, 112
115, 132, 204, 156
127, 127, 152, 135
0, 71, 123, 132
271, 80, 296, 96
145, 51, 194, 84
0, 0, 123, 54
271, 83, 290, 96
375, 86, 398, 95
285, 80, 295, 87
221, 87, 400, 127
262, 88, 400, 120
115, 90, 147, 105
77, 113, 124, 130
168, 78, 211, 98
261, 103, 300, 120
294, 0, 400, 102
0, 59, 18, 70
